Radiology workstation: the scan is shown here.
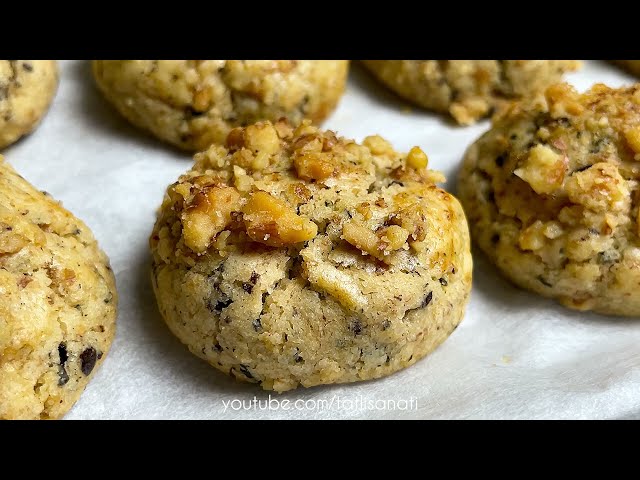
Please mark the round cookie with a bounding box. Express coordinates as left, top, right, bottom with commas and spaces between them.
612, 60, 640, 77
0, 158, 117, 419
458, 82, 640, 316
0, 60, 58, 149
150, 120, 472, 392
93, 60, 350, 151
362, 60, 580, 125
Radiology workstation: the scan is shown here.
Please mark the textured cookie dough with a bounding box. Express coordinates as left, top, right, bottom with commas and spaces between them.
0, 158, 117, 419
458, 82, 640, 316
93, 60, 350, 151
363, 60, 580, 125
612, 60, 640, 77
150, 120, 472, 392
0, 60, 58, 149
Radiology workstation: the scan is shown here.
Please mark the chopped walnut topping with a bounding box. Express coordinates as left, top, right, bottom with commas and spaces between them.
291, 133, 323, 153
389, 204, 427, 242
244, 122, 280, 155
564, 162, 629, 212
289, 183, 312, 204
225, 127, 245, 151
293, 119, 317, 138
379, 225, 409, 250
322, 131, 338, 151
342, 221, 409, 261
225, 122, 280, 171
518, 220, 547, 251
342, 221, 381, 258
231, 148, 254, 170
362, 135, 394, 155
0, 230, 29, 254
233, 165, 253, 192
181, 185, 242, 253
156, 120, 451, 267
294, 152, 335, 181
242, 191, 317, 247
543, 221, 564, 239
545, 83, 584, 117
514, 144, 567, 195
355, 202, 372, 220
274, 120, 294, 139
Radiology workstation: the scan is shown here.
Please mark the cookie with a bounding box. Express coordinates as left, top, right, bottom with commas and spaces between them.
93, 60, 350, 151
0, 60, 58, 149
0, 158, 117, 419
150, 119, 472, 392
612, 60, 640, 77
363, 60, 580, 125
457, 82, 640, 316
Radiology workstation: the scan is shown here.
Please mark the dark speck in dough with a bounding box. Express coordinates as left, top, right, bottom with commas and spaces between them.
80, 347, 97, 376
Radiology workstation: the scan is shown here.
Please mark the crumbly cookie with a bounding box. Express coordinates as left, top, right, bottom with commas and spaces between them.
150, 120, 472, 392
458, 82, 640, 316
93, 60, 350, 151
612, 60, 640, 77
362, 60, 580, 125
0, 158, 117, 419
0, 60, 58, 149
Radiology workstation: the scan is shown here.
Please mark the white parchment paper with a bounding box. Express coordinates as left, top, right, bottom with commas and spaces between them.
5, 60, 640, 419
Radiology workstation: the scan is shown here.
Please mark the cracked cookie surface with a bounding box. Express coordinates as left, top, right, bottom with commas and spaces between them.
458, 82, 640, 316
0, 158, 117, 419
150, 120, 472, 392
363, 60, 580, 125
93, 60, 349, 151
0, 60, 58, 149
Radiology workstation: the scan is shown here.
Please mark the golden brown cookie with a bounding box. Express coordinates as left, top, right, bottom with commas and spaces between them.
0, 60, 58, 149
93, 60, 350, 151
0, 158, 117, 419
150, 120, 472, 392
458, 82, 640, 316
363, 60, 580, 125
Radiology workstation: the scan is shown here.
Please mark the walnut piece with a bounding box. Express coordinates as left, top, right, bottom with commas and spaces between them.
0, 230, 28, 254
244, 122, 280, 155
390, 204, 427, 242
514, 144, 567, 194
518, 220, 547, 251
379, 225, 409, 250
242, 191, 317, 247
294, 152, 335, 181
362, 135, 394, 155
564, 162, 629, 212
182, 186, 242, 253
545, 83, 584, 117
342, 220, 409, 261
